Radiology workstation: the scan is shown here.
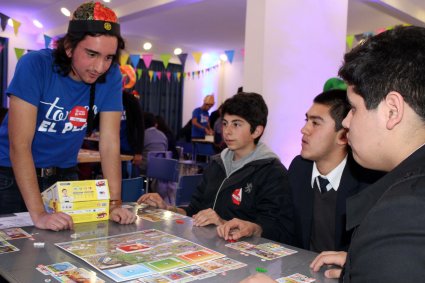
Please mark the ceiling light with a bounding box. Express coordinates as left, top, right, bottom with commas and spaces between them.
220, 54, 228, 61
174, 48, 182, 55
61, 7, 71, 17
143, 42, 152, 50
7, 19, 13, 27
103, 0, 111, 2
33, 19, 43, 29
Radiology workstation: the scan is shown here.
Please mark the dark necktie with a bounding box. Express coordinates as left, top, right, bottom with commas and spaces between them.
314, 176, 330, 194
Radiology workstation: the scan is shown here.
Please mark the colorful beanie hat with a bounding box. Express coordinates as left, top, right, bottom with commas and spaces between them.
67, 2, 120, 37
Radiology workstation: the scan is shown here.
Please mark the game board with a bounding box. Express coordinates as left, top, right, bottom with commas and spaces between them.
56, 229, 246, 282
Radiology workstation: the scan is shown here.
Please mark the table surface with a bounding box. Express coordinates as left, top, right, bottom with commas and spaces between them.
0, 206, 338, 283
78, 149, 133, 163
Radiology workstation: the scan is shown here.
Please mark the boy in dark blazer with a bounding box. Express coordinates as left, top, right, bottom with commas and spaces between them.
289, 90, 380, 252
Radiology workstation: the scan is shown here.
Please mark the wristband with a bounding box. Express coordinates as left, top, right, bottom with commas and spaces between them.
109, 199, 122, 206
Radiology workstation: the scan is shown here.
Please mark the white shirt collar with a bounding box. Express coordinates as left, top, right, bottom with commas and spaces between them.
311, 155, 348, 192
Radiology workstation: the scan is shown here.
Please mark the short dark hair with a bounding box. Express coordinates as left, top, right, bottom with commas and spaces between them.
221, 92, 268, 144
339, 25, 425, 120
53, 33, 125, 79
144, 112, 157, 129
313, 89, 350, 131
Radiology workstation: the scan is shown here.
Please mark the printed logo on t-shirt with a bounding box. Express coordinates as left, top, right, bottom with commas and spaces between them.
38, 97, 94, 134
232, 188, 242, 206
200, 114, 209, 123
69, 106, 88, 127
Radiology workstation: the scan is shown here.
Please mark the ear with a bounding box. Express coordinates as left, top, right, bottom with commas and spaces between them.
336, 128, 348, 145
384, 91, 404, 130
252, 125, 264, 139
65, 40, 72, 58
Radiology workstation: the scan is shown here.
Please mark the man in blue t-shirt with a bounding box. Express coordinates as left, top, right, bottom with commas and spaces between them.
191, 94, 215, 138
0, 2, 136, 231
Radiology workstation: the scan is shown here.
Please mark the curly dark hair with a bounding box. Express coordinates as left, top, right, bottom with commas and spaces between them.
339, 25, 425, 120
221, 92, 268, 144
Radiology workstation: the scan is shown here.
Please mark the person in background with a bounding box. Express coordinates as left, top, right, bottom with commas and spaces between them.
139, 92, 294, 243
191, 94, 215, 138
120, 90, 144, 178
289, 89, 382, 252
140, 112, 168, 174
156, 115, 179, 159
0, 1, 136, 231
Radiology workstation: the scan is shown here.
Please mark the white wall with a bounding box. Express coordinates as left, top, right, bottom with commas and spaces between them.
244, 0, 348, 166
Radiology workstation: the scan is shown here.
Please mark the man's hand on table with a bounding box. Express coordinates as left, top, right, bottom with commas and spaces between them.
310, 251, 346, 279
217, 218, 262, 241
32, 211, 74, 231
110, 206, 137, 224
192, 208, 225, 226
137, 193, 167, 209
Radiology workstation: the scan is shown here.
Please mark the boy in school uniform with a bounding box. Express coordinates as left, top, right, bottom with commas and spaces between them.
139, 92, 294, 243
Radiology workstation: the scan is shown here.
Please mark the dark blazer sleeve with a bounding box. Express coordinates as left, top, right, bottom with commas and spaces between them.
288, 156, 314, 249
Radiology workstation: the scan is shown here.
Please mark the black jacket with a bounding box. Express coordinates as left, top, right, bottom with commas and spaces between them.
183, 154, 294, 243
343, 145, 425, 282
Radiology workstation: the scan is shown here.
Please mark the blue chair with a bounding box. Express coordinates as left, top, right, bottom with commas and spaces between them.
147, 151, 172, 161
121, 177, 144, 202
193, 142, 215, 162
176, 174, 203, 207
145, 157, 179, 194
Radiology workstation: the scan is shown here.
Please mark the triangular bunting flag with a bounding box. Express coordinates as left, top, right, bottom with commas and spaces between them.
192, 52, 202, 65
12, 19, 21, 36
156, 71, 162, 80
346, 35, 354, 49
241, 48, 245, 58
120, 53, 129, 66
0, 13, 9, 32
137, 69, 142, 80
166, 71, 171, 82
177, 53, 188, 66
177, 72, 182, 82
160, 54, 171, 69
224, 50, 235, 64
0, 44, 3, 54
44, 35, 52, 49
376, 28, 386, 35
148, 70, 154, 82
142, 54, 153, 69
14, 48, 25, 60
130, 54, 140, 68
153, 72, 157, 82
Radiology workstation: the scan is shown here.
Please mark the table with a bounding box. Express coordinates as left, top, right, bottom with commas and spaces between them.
0, 206, 337, 283
77, 149, 133, 163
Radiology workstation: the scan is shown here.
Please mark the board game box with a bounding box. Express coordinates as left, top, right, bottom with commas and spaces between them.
42, 179, 110, 223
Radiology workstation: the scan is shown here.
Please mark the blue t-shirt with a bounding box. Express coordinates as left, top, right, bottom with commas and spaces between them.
191, 107, 210, 138
0, 49, 123, 168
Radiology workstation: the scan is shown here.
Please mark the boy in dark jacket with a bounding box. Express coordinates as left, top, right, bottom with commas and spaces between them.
139, 92, 294, 243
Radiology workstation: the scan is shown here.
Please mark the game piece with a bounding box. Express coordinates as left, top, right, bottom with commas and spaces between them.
255, 267, 268, 273
70, 233, 80, 239
227, 239, 236, 243
175, 219, 184, 224
34, 242, 45, 248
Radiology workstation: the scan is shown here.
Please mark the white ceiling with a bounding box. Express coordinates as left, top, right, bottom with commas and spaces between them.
0, 0, 424, 55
